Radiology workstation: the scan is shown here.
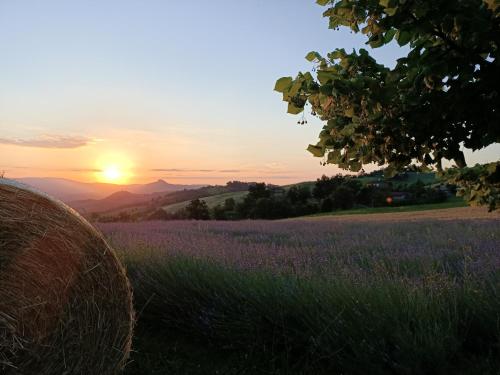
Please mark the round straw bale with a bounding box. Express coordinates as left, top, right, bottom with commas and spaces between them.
0, 179, 134, 374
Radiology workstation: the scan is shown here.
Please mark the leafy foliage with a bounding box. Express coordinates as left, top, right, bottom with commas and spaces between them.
186, 199, 210, 220
275, 0, 500, 208
442, 162, 500, 211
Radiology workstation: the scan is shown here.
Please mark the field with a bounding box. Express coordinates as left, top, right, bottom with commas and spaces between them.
162, 191, 249, 213
100, 207, 500, 375
304, 196, 466, 218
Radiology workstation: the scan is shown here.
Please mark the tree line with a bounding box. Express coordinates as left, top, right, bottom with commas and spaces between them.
162, 174, 449, 221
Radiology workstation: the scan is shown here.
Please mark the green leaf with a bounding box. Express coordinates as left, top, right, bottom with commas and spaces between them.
302, 72, 314, 81
316, 0, 330, 5
385, 7, 398, 16
349, 160, 362, 172
329, 50, 344, 60
384, 29, 397, 43
396, 30, 412, 46
327, 149, 341, 163
317, 71, 335, 85
307, 144, 325, 157
274, 77, 292, 93
305, 51, 322, 62
340, 124, 356, 136
368, 35, 384, 48
288, 80, 303, 97
288, 103, 303, 115
486, 162, 498, 173
344, 107, 355, 117
384, 165, 397, 178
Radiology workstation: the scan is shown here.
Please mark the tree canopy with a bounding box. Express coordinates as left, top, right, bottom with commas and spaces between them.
275, 0, 500, 209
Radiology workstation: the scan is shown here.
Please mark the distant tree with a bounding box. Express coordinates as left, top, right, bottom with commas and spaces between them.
410, 180, 426, 199
249, 197, 291, 219
357, 185, 377, 207
275, 0, 500, 209
331, 185, 356, 210
320, 197, 334, 212
248, 183, 271, 200
250, 198, 273, 219
186, 199, 210, 220
224, 198, 236, 211
313, 175, 345, 199
212, 204, 227, 220
226, 181, 253, 191
237, 183, 271, 218
172, 208, 188, 220
342, 178, 363, 194
147, 208, 169, 221
287, 185, 311, 204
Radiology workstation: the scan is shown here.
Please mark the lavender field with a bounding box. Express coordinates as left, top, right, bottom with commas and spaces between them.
100, 214, 500, 375
103, 217, 499, 282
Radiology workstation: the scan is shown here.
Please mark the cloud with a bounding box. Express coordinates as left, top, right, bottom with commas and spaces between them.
151, 168, 243, 173
68, 168, 101, 172
0, 166, 100, 173
151, 166, 293, 175
262, 162, 288, 172
0, 134, 94, 149
151, 168, 215, 172
162, 175, 297, 180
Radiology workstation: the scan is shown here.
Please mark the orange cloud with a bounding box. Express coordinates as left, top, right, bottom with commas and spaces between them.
0, 134, 95, 149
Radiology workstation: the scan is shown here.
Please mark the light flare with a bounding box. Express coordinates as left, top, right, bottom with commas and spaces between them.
95, 152, 134, 184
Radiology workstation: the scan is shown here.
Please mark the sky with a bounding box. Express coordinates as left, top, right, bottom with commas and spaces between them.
1, 0, 498, 185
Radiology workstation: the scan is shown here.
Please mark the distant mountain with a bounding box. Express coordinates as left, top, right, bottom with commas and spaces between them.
69, 191, 158, 214
15, 177, 203, 202
125, 179, 193, 195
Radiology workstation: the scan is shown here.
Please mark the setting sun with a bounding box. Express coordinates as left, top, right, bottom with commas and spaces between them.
95, 153, 134, 184
102, 165, 122, 182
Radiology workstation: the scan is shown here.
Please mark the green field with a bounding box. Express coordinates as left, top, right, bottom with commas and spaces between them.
304, 196, 466, 218
162, 190, 248, 213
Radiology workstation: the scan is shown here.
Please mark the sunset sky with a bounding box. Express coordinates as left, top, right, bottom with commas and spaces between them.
1, 1, 499, 185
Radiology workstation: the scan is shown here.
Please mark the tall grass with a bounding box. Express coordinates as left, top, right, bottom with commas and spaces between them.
102, 218, 500, 374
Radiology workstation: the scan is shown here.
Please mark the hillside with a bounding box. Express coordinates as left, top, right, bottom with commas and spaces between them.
15, 177, 202, 202
69, 191, 159, 214
161, 172, 439, 216
83, 171, 443, 221
85, 181, 255, 220
163, 191, 249, 213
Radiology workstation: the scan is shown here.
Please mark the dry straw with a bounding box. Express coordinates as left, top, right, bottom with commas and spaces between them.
0, 179, 134, 374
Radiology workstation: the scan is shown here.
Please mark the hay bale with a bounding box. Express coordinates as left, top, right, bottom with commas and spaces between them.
0, 179, 134, 374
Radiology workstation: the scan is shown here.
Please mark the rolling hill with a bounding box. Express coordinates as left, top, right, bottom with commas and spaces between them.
15, 177, 203, 202
69, 191, 161, 214
160, 172, 440, 216
162, 191, 249, 213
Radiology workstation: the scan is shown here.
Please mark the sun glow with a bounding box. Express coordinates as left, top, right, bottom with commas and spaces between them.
102, 165, 122, 182
95, 153, 134, 184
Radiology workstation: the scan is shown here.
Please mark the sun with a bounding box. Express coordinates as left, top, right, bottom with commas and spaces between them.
94, 152, 134, 184
102, 165, 122, 182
